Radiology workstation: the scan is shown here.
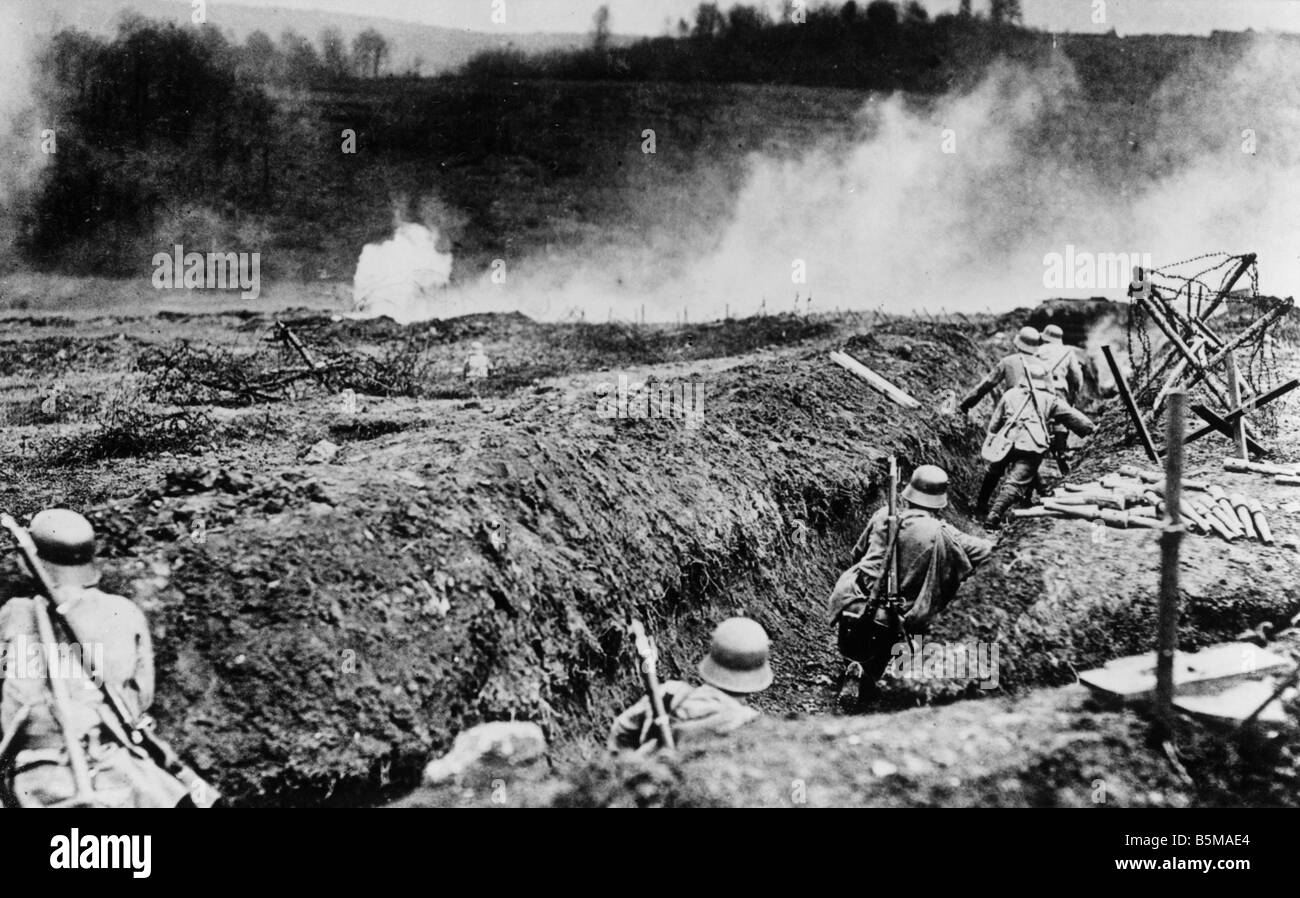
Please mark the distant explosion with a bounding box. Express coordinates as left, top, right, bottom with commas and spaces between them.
351, 222, 453, 321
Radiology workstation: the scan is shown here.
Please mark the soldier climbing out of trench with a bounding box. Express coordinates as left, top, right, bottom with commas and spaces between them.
961, 326, 1053, 515
1037, 323, 1085, 473
827, 465, 994, 713
980, 372, 1096, 530
958, 326, 1050, 418
607, 617, 772, 752
1037, 324, 1083, 405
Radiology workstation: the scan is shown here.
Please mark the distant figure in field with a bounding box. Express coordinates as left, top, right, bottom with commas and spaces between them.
463, 342, 493, 380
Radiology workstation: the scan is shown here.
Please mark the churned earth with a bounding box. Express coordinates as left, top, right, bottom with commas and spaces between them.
1, 296, 1297, 807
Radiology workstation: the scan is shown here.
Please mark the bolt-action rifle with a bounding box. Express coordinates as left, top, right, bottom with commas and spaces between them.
630, 620, 674, 751
1, 513, 223, 807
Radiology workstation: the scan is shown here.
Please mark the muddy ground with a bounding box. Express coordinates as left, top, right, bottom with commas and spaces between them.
1, 300, 1297, 807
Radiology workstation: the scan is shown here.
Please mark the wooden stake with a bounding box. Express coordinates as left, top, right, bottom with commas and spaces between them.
1101, 345, 1159, 462
1156, 391, 1186, 743
1225, 352, 1248, 460
1197, 253, 1255, 322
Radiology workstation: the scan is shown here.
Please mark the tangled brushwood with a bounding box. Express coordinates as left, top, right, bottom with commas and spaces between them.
137, 331, 435, 407
49, 388, 216, 465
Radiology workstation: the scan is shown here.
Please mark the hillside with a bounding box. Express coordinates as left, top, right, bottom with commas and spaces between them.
19, 0, 620, 74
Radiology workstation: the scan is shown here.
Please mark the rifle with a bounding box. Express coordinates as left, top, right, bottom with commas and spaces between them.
32, 598, 102, 807
1020, 359, 1071, 476
630, 620, 675, 752
0, 513, 223, 808
859, 457, 910, 647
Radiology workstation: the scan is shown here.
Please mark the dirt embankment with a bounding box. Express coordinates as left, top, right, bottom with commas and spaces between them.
2, 310, 998, 804
4, 305, 1298, 807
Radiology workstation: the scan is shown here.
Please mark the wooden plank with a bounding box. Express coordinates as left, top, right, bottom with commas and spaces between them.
1173, 678, 1293, 726
1079, 642, 1291, 701
829, 351, 921, 409
1101, 344, 1159, 462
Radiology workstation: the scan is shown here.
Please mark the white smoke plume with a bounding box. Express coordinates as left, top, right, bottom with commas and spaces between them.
687, 40, 1300, 317
354, 34, 1300, 324
351, 222, 454, 321
0, 2, 44, 256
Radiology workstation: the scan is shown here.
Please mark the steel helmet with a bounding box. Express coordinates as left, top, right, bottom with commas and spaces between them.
1013, 326, 1042, 353
470, 341, 484, 352
1042, 324, 1064, 343
901, 465, 949, 510
29, 509, 99, 587
698, 617, 772, 694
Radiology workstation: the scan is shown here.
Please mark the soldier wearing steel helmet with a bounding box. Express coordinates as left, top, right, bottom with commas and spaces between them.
607, 617, 772, 752
957, 326, 1049, 417
0, 509, 189, 808
828, 466, 994, 712
982, 373, 1096, 530
1036, 323, 1083, 405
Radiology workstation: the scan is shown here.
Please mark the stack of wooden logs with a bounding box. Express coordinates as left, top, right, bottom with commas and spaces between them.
1012, 463, 1274, 543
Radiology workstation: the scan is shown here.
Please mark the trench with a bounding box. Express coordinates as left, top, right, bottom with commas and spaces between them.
57, 305, 1300, 807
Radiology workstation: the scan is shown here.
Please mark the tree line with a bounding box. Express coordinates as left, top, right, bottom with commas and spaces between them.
463, 0, 1036, 92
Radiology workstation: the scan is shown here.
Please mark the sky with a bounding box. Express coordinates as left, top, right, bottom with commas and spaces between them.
167, 0, 1300, 35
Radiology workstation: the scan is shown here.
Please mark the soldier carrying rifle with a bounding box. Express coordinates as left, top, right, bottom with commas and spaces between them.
607, 617, 772, 753
828, 462, 993, 712
0, 509, 219, 808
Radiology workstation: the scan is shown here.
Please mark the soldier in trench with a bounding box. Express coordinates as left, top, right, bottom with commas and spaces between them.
828, 466, 994, 712
607, 617, 772, 751
980, 373, 1096, 530
959, 326, 1053, 515
0, 510, 191, 807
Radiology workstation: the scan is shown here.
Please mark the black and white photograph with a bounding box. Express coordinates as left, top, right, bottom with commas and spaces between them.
0, 0, 1295, 854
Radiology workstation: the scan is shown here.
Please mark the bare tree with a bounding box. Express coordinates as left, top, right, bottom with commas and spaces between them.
319, 27, 350, 79
991, 0, 1023, 25
351, 28, 389, 78
592, 5, 611, 53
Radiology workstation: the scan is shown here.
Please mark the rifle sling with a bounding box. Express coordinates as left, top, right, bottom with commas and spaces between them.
44, 603, 152, 760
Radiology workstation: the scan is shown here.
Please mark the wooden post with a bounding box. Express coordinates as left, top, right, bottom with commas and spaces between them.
1101, 345, 1160, 462
1197, 253, 1255, 322
1184, 300, 1292, 393
1156, 390, 1186, 742
276, 321, 333, 391
1225, 352, 1248, 460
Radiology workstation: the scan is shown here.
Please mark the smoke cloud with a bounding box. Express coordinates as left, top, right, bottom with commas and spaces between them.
0, 2, 43, 258
398, 34, 1299, 325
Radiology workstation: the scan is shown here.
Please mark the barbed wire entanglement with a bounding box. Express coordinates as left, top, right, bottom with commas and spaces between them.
1125, 252, 1291, 443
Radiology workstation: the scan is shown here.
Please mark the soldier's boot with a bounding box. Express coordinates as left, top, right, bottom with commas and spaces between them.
975, 467, 1001, 516
837, 661, 864, 713
986, 481, 1026, 529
